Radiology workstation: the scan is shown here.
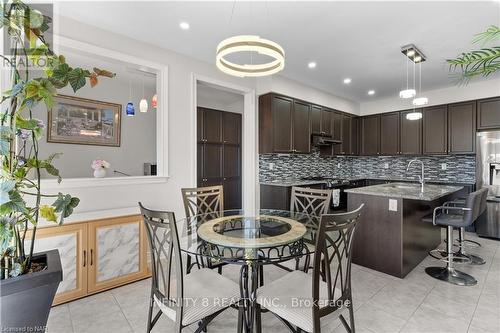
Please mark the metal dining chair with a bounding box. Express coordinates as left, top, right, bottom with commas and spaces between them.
256, 204, 364, 333
139, 202, 240, 333
290, 186, 332, 216
181, 185, 224, 273
286, 186, 333, 272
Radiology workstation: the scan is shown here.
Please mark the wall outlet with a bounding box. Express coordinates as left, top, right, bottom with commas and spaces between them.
268, 163, 275, 171
389, 199, 398, 212
441, 163, 447, 170
384, 163, 389, 169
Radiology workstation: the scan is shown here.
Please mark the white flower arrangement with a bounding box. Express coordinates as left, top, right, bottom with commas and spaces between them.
91, 159, 111, 170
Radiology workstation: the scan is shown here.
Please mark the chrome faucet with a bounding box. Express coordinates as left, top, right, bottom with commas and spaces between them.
406, 159, 425, 193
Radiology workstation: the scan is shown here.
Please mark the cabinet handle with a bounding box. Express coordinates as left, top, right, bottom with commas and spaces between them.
83, 250, 86, 267
90, 249, 93, 266
223, 177, 226, 180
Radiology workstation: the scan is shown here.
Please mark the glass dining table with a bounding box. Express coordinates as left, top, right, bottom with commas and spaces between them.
177, 209, 320, 333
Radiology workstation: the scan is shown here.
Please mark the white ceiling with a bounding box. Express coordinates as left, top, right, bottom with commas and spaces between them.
56, 1, 500, 102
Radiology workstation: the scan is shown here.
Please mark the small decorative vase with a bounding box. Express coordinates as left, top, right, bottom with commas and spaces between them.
93, 168, 106, 178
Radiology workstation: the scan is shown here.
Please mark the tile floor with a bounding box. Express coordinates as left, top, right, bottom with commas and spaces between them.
47, 232, 500, 333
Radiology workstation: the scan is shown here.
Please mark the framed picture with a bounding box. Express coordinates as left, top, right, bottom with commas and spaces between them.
48, 95, 121, 147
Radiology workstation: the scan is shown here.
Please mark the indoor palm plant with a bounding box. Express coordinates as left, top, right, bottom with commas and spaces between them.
0, 0, 114, 329
447, 25, 500, 83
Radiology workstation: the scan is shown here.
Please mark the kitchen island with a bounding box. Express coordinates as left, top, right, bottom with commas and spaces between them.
346, 182, 463, 278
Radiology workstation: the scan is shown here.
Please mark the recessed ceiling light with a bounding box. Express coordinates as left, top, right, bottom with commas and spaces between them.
179, 21, 190, 30
368, 90, 375, 95
308, 62, 317, 69
343, 78, 352, 84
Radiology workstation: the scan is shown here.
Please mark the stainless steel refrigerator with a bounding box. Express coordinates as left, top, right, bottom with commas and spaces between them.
476, 131, 500, 239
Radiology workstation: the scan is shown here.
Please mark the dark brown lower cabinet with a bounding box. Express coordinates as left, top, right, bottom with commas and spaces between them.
197, 107, 242, 209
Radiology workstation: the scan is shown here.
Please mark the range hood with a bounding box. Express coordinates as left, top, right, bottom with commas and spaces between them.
311, 134, 342, 146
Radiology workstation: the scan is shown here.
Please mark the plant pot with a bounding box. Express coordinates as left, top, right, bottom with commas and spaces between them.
93, 168, 106, 178
0, 249, 62, 332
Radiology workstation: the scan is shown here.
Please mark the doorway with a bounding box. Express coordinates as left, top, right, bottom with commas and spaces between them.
196, 82, 244, 209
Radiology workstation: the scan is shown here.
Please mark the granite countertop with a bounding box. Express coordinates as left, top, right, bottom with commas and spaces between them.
344, 182, 464, 201
260, 177, 475, 187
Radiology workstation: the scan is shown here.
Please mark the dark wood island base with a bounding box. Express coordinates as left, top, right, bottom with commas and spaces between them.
347, 191, 461, 278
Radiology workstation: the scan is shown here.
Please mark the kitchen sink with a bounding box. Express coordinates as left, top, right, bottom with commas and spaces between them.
385, 184, 421, 190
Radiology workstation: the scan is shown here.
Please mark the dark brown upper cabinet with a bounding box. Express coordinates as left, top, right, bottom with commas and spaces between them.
423, 105, 448, 154
477, 97, 500, 130
400, 110, 422, 155
311, 105, 332, 136
380, 112, 400, 155
311, 105, 322, 134
351, 117, 360, 155
222, 112, 241, 145
292, 100, 311, 153
448, 101, 476, 154
198, 107, 222, 143
332, 111, 343, 141
361, 115, 380, 155
259, 93, 310, 154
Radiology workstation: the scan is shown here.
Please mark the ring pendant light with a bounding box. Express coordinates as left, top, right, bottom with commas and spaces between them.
216, 35, 285, 77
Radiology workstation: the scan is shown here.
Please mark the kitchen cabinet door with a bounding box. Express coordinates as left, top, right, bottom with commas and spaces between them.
448, 101, 476, 154
292, 100, 311, 153
222, 112, 241, 145
423, 105, 448, 154
339, 115, 352, 155
380, 112, 400, 155
361, 115, 380, 155
400, 110, 422, 155
321, 108, 332, 136
477, 97, 500, 130
223, 178, 242, 210
351, 117, 360, 155
272, 95, 294, 152
311, 105, 322, 134
87, 216, 149, 293
200, 108, 222, 143
201, 144, 222, 181
332, 112, 343, 141
25, 224, 88, 305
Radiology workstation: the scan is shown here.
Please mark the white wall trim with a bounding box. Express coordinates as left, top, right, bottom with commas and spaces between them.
191, 73, 257, 212
37, 36, 170, 190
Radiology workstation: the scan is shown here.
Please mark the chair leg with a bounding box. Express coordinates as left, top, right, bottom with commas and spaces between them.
218, 264, 223, 275
255, 304, 262, 333
146, 296, 154, 333
237, 302, 244, 333
425, 226, 477, 286
259, 265, 264, 287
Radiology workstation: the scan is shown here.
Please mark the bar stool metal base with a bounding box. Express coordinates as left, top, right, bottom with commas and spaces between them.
456, 252, 486, 265
425, 266, 477, 286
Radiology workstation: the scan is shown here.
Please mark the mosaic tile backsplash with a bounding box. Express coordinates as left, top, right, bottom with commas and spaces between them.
259, 151, 476, 184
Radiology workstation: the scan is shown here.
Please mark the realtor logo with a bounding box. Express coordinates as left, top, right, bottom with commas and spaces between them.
2, 2, 54, 69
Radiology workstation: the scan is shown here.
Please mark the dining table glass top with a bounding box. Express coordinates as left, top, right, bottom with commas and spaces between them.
177, 209, 320, 263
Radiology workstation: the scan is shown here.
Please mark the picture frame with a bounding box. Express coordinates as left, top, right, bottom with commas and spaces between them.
48, 95, 122, 147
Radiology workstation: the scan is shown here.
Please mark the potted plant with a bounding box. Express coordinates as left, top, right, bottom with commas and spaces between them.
0, 1, 114, 330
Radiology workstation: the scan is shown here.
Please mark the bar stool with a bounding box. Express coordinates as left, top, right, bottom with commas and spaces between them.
423, 188, 488, 286
442, 188, 488, 265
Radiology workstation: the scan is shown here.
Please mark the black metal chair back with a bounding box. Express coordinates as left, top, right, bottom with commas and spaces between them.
311, 204, 364, 331
290, 186, 332, 217
139, 202, 183, 330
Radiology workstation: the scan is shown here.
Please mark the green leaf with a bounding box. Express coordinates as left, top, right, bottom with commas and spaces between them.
0, 191, 29, 215
9, 262, 22, 277
45, 163, 61, 183
0, 217, 15, 253
52, 193, 80, 223
39, 205, 58, 223
0, 180, 16, 204
67, 68, 89, 92
16, 115, 38, 130
51, 63, 71, 83
28, 9, 44, 29
0, 139, 8, 156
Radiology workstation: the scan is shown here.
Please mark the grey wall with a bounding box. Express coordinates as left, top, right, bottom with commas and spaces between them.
259, 151, 476, 184
36, 71, 156, 179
